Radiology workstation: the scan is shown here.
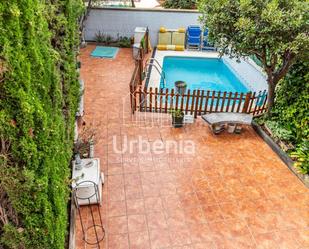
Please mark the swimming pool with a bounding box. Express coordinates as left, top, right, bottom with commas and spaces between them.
161, 56, 249, 93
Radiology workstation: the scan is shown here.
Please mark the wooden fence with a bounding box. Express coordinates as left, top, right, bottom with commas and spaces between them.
129, 28, 149, 110
130, 86, 268, 117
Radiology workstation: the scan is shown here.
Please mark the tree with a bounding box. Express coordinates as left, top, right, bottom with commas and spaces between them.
163, 0, 197, 9
198, 0, 309, 113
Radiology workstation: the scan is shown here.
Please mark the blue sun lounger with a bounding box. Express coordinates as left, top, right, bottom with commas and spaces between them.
187, 26, 202, 50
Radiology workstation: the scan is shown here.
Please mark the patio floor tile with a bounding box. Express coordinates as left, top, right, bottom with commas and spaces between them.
254, 232, 279, 249
149, 229, 171, 249
128, 214, 148, 232
129, 230, 151, 249
108, 216, 128, 234
144, 197, 164, 213
202, 204, 225, 222
107, 200, 126, 217
146, 211, 168, 230
126, 198, 145, 215
108, 233, 129, 249
168, 227, 192, 247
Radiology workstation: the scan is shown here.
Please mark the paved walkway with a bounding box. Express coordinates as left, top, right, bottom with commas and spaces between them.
76, 46, 309, 249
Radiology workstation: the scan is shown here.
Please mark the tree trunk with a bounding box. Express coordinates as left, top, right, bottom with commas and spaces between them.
266, 76, 276, 115
131, 0, 135, 7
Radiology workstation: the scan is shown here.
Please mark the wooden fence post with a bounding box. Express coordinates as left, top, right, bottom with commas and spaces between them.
133, 86, 137, 114
130, 84, 134, 114
145, 28, 149, 54
138, 57, 143, 85
142, 87, 148, 112
149, 87, 153, 112
194, 90, 200, 118
242, 92, 252, 113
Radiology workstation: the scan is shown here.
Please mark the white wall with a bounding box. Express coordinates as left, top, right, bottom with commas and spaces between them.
84, 8, 201, 45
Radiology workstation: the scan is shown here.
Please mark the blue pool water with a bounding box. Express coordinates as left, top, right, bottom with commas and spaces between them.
161, 56, 249, 92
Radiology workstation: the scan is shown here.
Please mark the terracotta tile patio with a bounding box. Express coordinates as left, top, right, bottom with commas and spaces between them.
75, 46, 309, 249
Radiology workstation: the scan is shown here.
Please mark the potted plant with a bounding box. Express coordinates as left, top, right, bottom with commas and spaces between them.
73, 122, 101, 159
175, 81, 187, 95
73, 138, 89, 164
170, 109, 184, 128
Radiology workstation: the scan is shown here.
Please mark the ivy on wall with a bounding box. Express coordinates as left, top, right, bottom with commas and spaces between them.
0, 0, 83, 248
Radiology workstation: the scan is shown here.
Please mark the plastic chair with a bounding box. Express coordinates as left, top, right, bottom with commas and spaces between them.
186, 26, 202, 50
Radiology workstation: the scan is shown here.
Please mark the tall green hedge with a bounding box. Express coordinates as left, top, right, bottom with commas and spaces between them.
0, 0, 83, 248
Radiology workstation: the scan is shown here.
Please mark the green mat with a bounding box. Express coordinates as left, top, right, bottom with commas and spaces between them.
91, 46, 119, 58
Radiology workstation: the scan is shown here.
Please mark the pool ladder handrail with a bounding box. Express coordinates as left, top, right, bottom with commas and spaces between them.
145, 58, 163, 71
144, 58, 166, 88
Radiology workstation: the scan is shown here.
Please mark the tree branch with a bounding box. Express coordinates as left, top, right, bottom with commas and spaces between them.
259, 48, 273, 77
270, 54, 278, 71
274, 50, 296, 83
252, 51, 263, 59
80, 0, 93, 31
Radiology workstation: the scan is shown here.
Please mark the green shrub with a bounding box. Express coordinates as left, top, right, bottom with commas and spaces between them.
0, 0, 83, 248
264, 120, 294, 143
291, 140, 309, 175
270, 60, 309, 145
163, 0, 197, 9
118, 36, 131, 48
95, 30, 106, 43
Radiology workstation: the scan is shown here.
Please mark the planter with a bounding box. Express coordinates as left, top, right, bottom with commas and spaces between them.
235, 125, 243, 134
172, 113, 184, 128
227, 123, 236, 133
213, 124, 225, 134
74, 153, 83, 170
89, 140, 94, 158
175, 81, 187, 95
80, 40, 87, 48
252, 121, 309, 187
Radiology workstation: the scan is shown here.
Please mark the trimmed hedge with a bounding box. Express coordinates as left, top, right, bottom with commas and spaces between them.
0, 0, 83, 248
